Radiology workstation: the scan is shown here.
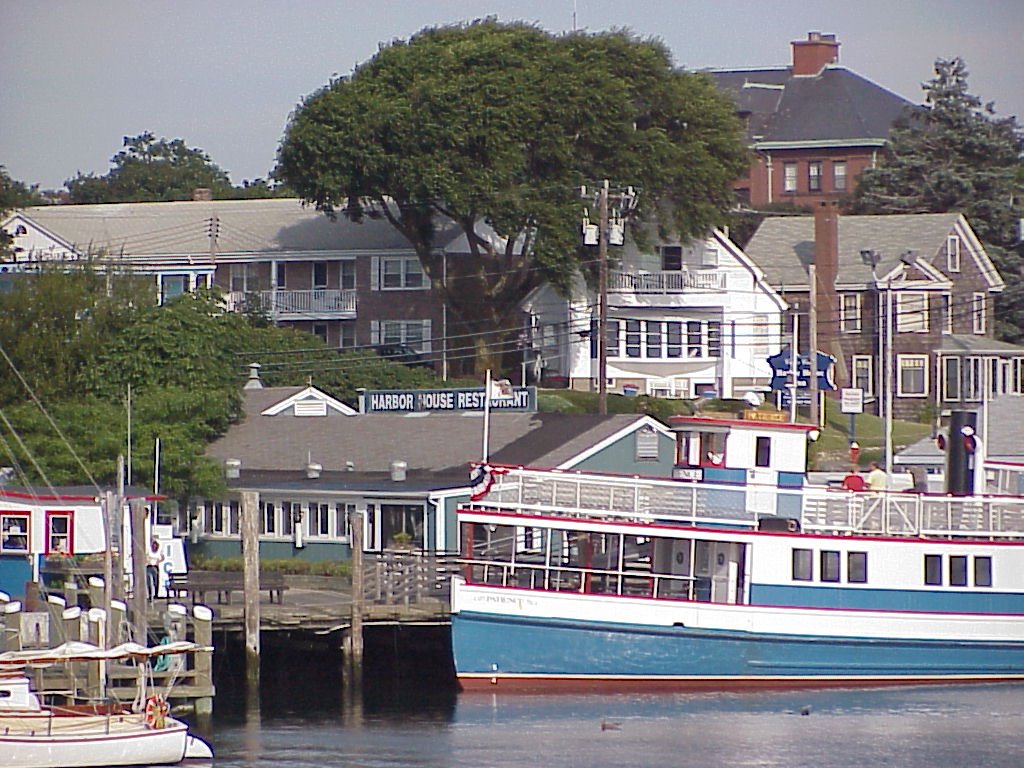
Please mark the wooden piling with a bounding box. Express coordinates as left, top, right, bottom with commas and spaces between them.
346, 508, 365, 693
240, 490, 261, 708
129, 499, 147, 645
192, 605, 214, 716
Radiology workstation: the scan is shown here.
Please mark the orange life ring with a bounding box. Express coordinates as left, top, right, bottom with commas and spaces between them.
144, 695, 168, 729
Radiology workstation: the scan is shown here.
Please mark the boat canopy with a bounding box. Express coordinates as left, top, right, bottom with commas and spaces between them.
0, 640, 211, 667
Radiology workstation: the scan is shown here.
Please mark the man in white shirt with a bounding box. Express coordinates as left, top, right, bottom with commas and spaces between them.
867, 461, 888, 491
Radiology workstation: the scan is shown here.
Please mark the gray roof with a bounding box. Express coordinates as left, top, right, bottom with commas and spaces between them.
707, 66, 913, 145
986, 396, 1024, 462
16, 198, 462, 258
207, 387, 656, 490
745, 212, 966, 289
938, 336, 1024, 356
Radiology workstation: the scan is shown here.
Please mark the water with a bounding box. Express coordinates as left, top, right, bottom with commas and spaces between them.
198, 683, 1024, 767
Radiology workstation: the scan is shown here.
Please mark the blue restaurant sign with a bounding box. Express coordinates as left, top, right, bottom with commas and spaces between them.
767, 350, 837, 392
360, 386, 537, 414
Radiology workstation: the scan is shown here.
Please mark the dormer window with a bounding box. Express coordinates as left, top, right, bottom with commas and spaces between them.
947, 235, 961, 272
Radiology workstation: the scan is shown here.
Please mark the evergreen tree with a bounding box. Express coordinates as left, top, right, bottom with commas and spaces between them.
852, 58, 1024, 340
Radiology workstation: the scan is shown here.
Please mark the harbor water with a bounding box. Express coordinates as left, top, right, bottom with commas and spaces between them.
195, 640, 1024, 768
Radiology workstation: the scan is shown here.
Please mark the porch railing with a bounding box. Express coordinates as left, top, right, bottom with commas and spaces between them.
226, 289, 357, 317
609, 270, 727, 293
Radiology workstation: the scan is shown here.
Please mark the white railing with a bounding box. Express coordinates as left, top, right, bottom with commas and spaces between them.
609, 270, 727, 293
226, 289, 357, 316
468, 466, 1024, 541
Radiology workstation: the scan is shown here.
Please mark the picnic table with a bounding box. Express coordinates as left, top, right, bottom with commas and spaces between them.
167, 569, 288, 605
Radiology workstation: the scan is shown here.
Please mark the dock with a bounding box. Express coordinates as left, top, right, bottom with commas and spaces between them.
0, 551, 456, 711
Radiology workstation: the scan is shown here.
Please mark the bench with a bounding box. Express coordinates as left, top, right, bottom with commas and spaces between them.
166, 570, 288, 605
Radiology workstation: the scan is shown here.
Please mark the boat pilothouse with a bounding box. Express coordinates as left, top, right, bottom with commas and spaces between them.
451, 414, 1024, 692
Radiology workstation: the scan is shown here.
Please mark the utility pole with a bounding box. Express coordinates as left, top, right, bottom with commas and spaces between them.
581, 181, 637, 415
809, 264, 820, 426
597, 181, 609, 415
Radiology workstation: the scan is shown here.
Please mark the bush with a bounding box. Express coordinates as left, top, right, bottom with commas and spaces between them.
189, 554, 351, 578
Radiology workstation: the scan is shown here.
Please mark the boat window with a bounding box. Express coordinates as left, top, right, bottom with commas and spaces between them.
820, 550, 840, 582
949, 555, 968, 587
792, 548, 813, 581
974, 556, 992, 587
847, 551, 868, 583
924, 554, 943, 586
755, 436, 771, 468
46, 511, 73, 555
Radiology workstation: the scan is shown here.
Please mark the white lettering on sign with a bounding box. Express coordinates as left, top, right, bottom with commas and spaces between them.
418, 391, 455, 410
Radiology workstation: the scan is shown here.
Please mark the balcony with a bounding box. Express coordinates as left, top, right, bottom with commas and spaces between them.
226, 289, 357, 320
610, 270, 727, 293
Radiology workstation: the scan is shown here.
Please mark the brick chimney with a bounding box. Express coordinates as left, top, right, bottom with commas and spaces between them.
792, 32, 840, 76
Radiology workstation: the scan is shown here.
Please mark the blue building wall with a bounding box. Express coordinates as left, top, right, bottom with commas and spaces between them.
569, 431, 677, 477
0, 556, 33, 601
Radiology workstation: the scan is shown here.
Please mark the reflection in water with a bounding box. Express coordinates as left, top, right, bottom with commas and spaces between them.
201, 633, 1024, 768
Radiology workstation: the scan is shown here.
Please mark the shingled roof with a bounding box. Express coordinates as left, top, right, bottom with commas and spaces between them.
744, 212, 996, 290
14, 198, 462, 259
207, 387, 666, 490
707, 66, 913, 147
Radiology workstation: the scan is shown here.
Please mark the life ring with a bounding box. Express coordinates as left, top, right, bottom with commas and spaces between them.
144, 695, 169, 729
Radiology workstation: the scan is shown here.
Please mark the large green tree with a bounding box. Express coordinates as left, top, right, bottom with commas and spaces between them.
66, 132, 234, 203
851, 57, 1024, 340
0, 276, 441, 501
276, 21, 748, 373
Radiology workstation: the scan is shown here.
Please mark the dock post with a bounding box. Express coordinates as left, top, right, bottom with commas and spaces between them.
240, 490, 261, 710
192, 605, 214, 716
345, 508, 365, 694
129, 499, 147, 645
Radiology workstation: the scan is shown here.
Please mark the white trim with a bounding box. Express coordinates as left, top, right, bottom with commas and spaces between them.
897, 354, 929, 398
261, 386, 357, 416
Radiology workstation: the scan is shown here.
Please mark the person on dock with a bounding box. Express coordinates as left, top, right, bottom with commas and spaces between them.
146, 538, 164, 601
867, 461, 888, 492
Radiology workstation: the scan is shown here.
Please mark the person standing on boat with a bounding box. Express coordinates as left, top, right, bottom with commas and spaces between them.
867, 461, 888, 491
841, 468, 866, 491
146, 538, 164, 601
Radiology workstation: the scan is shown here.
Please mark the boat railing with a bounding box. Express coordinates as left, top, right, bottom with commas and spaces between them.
471, 466, 1024, 540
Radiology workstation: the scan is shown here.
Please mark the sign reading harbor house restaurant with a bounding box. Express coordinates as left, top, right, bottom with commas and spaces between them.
359, 386, 537, 414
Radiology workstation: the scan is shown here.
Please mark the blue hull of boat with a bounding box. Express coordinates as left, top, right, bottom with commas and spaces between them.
453, 611, 1024, 690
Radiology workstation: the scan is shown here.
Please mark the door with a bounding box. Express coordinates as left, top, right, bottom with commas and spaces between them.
710, 542, 744, 605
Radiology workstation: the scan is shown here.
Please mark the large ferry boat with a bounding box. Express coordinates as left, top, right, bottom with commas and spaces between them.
450, 415, 1024, 691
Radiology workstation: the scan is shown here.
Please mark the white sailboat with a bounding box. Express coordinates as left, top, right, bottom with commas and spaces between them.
0, 640, 213, 768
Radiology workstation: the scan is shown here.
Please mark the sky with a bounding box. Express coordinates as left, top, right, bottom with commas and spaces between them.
2, 0, 1022, 191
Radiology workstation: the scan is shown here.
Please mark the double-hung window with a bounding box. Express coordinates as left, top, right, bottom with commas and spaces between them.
372, 256, 427, 290
808, 161, 823, 192
973, 293, 987, 334
1, 512, 30, 552
833, 161, 847, 191
840, 294, 861, 333
783, 163, 798, 193
896, 292, 928, 333
897, 355, 928, 397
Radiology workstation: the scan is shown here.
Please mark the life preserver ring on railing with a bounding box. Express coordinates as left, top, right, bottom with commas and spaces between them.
144, 695, 169, 729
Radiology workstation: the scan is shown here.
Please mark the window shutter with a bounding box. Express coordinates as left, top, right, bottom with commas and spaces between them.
422, 319, 432, 352
370, 257, 380, 291
370, 320, 380, 344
